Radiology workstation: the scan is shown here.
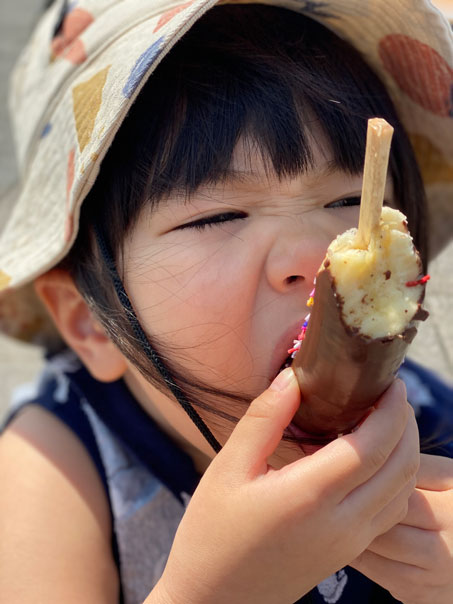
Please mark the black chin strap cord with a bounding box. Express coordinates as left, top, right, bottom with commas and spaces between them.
94, 225, 222, 454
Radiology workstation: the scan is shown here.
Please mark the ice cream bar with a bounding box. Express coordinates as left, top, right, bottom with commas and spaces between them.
291, 118, 429, 440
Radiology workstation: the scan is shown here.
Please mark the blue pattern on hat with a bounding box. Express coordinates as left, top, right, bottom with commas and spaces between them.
123, 37, 165, 99
295, 1, 333, 18
40, 123, 52, 138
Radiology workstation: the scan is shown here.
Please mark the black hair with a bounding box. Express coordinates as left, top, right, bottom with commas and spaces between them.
60, 4, 428, 441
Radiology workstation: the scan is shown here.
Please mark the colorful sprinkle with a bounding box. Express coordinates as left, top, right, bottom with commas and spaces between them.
406, 275, 430, 287
288, 341, 302, 356
288, 285, 315, 357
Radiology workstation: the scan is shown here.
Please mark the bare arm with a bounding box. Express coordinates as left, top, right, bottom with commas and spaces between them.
0, 405, 119, 603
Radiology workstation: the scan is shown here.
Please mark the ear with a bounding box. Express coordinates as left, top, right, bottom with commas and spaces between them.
34, 269, 128, 382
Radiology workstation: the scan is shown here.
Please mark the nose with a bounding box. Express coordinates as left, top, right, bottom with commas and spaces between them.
265, 217, 332, 293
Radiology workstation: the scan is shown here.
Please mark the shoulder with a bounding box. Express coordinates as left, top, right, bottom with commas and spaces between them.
0, 404, 119, 603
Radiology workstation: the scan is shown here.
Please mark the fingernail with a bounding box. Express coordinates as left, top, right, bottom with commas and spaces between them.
270, 367, 295, 392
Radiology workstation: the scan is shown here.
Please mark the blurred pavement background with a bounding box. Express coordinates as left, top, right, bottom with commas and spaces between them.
0, 0, 452, 424
1, 0, 45, 423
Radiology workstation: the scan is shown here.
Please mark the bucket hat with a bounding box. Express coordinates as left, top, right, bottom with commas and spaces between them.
1, 0, 452, 347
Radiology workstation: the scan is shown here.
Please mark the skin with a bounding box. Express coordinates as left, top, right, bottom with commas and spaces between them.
27, 136, 453, 603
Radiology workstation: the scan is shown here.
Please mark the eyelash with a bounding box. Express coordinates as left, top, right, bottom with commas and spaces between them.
177, 196, 363, 231
325, 196, 361, 209
177, 211, 248, 231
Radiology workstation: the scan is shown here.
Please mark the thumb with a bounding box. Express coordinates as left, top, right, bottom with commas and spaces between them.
222, 368, 301, 476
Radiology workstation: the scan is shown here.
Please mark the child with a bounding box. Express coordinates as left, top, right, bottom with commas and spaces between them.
0, 1, 452, 603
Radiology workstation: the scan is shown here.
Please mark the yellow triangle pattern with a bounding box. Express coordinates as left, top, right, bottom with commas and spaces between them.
72, 66, 111, 152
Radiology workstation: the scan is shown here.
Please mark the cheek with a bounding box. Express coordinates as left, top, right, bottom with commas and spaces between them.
128, 239, 244, 312
125, 238, 260, 387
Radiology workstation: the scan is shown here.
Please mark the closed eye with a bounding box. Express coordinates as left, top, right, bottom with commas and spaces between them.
324, 196, 361, 209
175, 211, 248, 231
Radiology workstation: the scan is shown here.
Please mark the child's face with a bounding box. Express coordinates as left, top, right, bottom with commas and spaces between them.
122, 134, 393, 468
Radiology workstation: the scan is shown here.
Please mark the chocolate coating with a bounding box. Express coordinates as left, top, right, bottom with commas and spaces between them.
292, 269, 427, 436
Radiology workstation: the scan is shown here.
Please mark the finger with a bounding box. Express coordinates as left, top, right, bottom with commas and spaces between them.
416, 454, 453, 491
287, 379, 411, 501
366, 475, 415, 538
344, 404, 419, 519
221, 368, 301, 476
402, 488, 447, 530
367, 524, 442, 569
350, 550, 425, 601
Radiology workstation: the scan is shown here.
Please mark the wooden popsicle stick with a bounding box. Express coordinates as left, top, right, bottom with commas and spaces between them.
355, 118, 394, 249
